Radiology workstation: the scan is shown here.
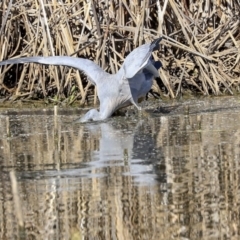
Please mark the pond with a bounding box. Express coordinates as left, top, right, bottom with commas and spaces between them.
0, 96, 240, 240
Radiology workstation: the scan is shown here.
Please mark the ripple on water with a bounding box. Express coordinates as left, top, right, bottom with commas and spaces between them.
0, 96, 240, 239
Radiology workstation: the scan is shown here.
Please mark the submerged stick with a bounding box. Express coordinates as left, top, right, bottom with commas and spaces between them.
9, 170, 24, 227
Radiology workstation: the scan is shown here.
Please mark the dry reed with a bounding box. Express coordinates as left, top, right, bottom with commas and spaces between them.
0, 0, 239, 104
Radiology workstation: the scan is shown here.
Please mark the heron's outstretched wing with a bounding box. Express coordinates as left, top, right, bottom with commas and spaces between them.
121, 37, 162, 79
128, 60, 162, 97
0, 56, 109, 85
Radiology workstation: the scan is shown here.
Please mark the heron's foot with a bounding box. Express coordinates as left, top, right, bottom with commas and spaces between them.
138, 109, 151, 118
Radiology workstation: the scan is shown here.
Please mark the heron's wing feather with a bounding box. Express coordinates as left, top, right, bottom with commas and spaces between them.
150, 37, 163, 51
122, 44, 152, 78
0, 56, 109, 85
153, 61, 162, 70
121, 37, 162, 79
127, 60, 162, 100
144, 64, 159, 77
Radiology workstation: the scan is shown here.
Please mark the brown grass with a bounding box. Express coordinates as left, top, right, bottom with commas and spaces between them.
0, 0, 239, 104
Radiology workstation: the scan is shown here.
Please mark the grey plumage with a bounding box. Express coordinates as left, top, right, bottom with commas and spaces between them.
0, 37, 162, 122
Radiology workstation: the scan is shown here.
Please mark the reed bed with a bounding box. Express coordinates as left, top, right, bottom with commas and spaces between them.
0, 0, 239, 104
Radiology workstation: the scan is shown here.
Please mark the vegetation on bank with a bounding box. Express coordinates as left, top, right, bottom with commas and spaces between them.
0, 0, 239, 105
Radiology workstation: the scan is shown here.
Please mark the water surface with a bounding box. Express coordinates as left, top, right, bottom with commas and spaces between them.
0, 96, 240, 240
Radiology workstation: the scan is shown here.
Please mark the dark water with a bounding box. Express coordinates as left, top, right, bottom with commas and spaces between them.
0, 96, 240, 240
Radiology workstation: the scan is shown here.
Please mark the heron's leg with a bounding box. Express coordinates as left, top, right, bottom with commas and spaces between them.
129, 88, 142, 111
130, 95, 151, 118
131, 99, 142, 111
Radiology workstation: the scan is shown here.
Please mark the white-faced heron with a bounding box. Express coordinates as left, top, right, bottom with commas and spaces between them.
0, 37, 162, 122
